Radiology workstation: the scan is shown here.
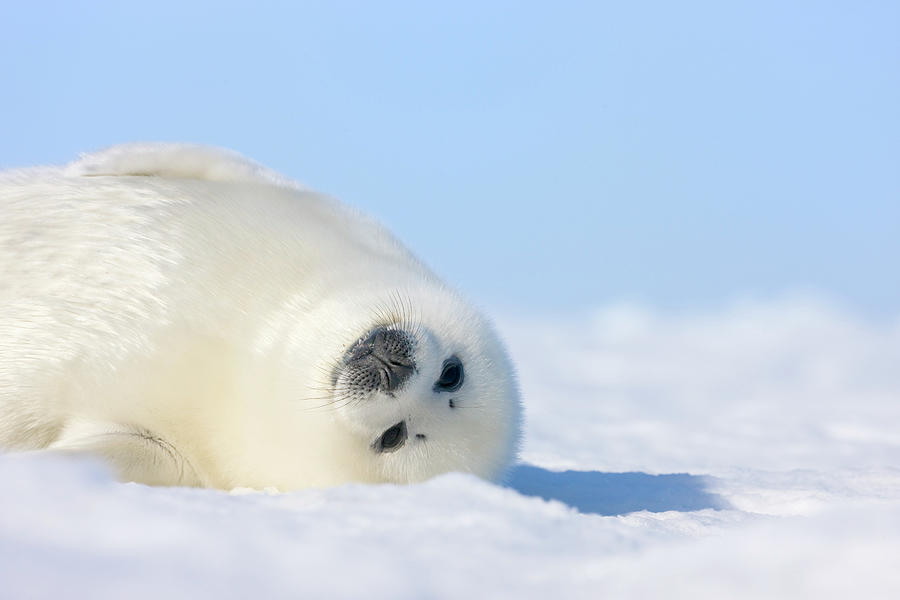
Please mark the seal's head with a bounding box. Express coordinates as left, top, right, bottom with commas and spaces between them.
321, 287, 521, 485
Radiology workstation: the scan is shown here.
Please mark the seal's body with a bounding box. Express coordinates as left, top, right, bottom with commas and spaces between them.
0, 144, 520, 490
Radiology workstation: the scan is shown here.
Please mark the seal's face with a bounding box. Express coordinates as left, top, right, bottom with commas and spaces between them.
327, 298, 520, 484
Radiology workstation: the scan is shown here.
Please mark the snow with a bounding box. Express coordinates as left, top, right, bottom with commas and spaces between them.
2, 295, 899, 598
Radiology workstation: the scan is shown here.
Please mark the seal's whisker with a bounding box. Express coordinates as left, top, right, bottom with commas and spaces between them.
298, 395, 336, 402
300, 392, 360, 412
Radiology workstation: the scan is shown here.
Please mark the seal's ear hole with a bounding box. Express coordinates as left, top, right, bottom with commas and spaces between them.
434, 356, 464, 392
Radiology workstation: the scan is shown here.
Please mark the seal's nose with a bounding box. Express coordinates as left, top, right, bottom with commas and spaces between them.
370, 328, 415, 391
346, 327, 416, 393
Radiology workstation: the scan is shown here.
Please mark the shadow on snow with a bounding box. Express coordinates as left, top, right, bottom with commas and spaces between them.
506, 464, 729, 516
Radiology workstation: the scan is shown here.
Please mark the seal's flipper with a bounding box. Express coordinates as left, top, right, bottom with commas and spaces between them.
48, 420, 201, 487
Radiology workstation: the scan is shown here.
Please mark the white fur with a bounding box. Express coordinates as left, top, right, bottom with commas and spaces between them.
0, 144, 521, 490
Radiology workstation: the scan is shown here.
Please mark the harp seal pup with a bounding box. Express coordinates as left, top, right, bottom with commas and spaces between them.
0, 144, 521, 490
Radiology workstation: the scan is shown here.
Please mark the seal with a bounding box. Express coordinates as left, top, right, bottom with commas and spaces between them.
0, 144, 521, 490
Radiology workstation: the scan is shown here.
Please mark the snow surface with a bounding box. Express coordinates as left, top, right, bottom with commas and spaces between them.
2, 295, 899, 599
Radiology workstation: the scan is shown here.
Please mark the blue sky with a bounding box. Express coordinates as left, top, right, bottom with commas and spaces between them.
1, 1, 897, 314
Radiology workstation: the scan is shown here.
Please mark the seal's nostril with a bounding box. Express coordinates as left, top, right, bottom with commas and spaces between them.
363, 328, 382, 347
341, 327, 416, 393
373, 329, 413, 361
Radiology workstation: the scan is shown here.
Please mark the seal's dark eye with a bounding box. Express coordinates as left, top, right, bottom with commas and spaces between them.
434, 356, 464, 392
377, 421, 407, 452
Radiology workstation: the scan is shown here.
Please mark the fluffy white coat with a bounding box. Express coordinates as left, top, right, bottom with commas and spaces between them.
0, 144, 521, 490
